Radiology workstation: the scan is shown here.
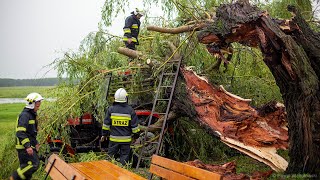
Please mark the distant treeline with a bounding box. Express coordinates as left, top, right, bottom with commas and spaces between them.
0, 78, 66, 87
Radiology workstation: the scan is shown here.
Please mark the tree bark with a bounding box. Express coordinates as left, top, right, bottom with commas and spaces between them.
117, 47, 142, 59
197, 1, 320, 175
147, 22, 208, 34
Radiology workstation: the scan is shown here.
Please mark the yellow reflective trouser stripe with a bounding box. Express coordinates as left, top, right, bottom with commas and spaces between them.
29, 120, 35, 124
132, 126, 140, 133
16, 127, 26, 132
132, 24, 138, 28
109, 137, 131, 142
21, 138, 30, 145
17, 161, 33, 180
123, 37, 137, 42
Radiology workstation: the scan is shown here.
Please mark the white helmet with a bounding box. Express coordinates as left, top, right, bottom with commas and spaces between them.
25, 92, 44, 109
134, 8, 144, 16
114, 88, 128, 103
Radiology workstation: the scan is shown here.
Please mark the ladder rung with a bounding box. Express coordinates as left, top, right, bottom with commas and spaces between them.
160, 85, 173, 88
156, 99, 170, 101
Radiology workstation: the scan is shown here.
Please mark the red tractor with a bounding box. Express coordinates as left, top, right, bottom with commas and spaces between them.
47, 110, 159, 155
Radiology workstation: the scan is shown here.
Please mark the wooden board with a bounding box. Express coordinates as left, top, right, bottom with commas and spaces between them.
70, 160, 146, 180
150, 164, 195, 180
45, 154, 86, 180
151, 155, 221, 180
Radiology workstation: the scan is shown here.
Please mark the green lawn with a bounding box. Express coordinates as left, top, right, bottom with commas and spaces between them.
0, 103, 24, 151
0, 86, 54, 98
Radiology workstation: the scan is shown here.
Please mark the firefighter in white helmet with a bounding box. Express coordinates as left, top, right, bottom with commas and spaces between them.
11, 93, 44, 180
101, 88, 140, 165
123, 8, 144, 51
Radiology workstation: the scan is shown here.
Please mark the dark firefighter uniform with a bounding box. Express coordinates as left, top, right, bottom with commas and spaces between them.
12, 108, 39, 180
123, 14, 141, 50
102, 102, 140, 165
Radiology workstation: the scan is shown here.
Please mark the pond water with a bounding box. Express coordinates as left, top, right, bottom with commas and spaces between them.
0, 98, 55, 104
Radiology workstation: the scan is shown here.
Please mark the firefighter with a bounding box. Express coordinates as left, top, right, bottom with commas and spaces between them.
101, 88, 140, 165
11, 93, 44, 180
123, 8, 144, 51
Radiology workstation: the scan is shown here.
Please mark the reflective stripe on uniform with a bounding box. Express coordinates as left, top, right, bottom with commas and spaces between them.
102, 124, 110, 130
16, 145, 34, 149
29, 120, 35, 124
16, 145, 25, 149
111, 113, 131, 127
109, 135, 132, 142
123, 28, 131, 33
17, 161, 33, 180
123, 37, 137, 42
16, 127, 26, 132
21, 138, 30, 145
111, 116, 131, 121
132, 24, 138, 29
111, 113, 131, 117
132, 126, 140, 133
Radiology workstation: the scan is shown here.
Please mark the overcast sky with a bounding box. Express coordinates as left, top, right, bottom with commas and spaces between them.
1, 1, 319, 79
0, 0, 144, 79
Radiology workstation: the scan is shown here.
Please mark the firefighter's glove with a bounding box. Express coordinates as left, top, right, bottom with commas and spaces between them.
100, 136, 107, 142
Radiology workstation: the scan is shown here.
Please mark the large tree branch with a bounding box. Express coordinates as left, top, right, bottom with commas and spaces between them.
147, 23, 208, 34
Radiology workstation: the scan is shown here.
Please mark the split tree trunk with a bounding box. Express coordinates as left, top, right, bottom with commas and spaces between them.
175, 68, 288, 172
197, 1, 320, 174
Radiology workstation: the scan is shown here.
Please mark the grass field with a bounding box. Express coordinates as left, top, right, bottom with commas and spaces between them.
0, 103, 25, 150
0, 86, 54, 98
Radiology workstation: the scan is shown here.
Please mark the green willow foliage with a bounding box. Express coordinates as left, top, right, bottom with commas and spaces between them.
262, 0, 313, 19
34, 0, 318, 169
